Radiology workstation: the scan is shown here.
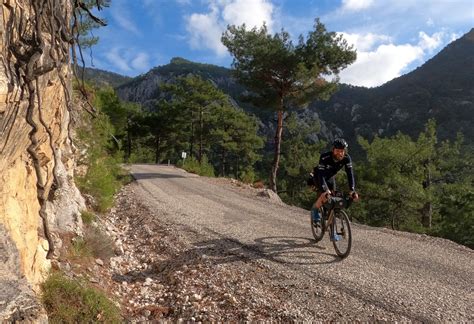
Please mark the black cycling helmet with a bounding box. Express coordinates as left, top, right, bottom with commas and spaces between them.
333, 138, 348, 149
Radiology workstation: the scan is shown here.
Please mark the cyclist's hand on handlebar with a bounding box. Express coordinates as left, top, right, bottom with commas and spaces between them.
350, 191, 359, 202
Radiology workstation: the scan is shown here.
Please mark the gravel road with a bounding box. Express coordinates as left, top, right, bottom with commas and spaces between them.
130, 164, 473, 322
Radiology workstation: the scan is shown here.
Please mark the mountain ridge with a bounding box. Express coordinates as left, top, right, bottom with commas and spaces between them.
310, 28, 474, 148
87, 29, 474, 148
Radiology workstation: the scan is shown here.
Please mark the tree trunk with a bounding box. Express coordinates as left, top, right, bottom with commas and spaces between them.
155, 136, 161, 164
422, 162, 432, 228
126, 119, 132, 162
236, 157, 240, 179
199, 108, 203, 163
270, 109, 284, 192
422, 202, 433, 228
190, 119, 194, 159
221, 148, 226, 177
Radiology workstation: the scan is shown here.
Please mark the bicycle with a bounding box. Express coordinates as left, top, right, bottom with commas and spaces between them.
311, 192, 353, 258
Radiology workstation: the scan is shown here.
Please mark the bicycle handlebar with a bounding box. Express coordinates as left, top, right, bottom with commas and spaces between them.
323, 193, 353, 209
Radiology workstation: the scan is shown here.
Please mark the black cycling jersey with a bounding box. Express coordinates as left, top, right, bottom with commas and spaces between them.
313, 151, 355, 192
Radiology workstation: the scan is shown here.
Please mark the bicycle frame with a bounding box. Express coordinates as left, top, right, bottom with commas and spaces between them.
311, 192, 353, 258
322, 194, 352, 228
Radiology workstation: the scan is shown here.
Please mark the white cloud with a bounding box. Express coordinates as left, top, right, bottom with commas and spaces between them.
319, 0, 473, 87
339, 43, 423, 87
418, 31, 444, 52
185, 0, 274, 55
104, 48, 151, 74
222, 0, 274, 30
341, 0, 375, 11
186, 5, 228, 56
450, 32, 461, 42
340, 32, 391, 51
105, 48, 132, 72
131, 52, 150, 71
337, 29, 457, 87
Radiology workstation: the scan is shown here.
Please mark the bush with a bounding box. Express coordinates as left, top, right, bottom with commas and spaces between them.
239, 168, 256, 184
128, 145, 155, 163
41, 272, 121, 323
181, 155, 215, 177
75, 106, 127, 212
69, 226, 115, 261
70, 237, 92, 258
81, 211, 96, 225
431, 189, 474, 249
76, 153, 122, 212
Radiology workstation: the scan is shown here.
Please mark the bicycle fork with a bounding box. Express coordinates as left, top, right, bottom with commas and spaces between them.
325, 210, 347, 240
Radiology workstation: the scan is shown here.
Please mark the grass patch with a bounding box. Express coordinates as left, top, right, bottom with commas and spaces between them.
70, 237, 92, 259
68, 226, 115, 262
85, 226, 116, 261
81, 211, 96, 225
41, 272, 122, 323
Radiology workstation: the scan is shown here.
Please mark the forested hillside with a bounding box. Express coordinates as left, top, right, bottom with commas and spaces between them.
82, 67, 132, 88
111, 29, 473, 153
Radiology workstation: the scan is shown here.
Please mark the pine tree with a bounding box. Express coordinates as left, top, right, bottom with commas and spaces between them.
160, 76, 227, 162
356, 120, 474, 247
208, 103, 263, 177
222, 19, 356, 192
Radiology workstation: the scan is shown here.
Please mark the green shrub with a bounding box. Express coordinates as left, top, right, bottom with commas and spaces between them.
70, 237, 92, 258
69, 227, 115, 261
80, 157, 120, 212
76, 151, 123, 212
182, 155, 215, 177
76, 109, 126, 213
41, 272, 122, 323
239, 168, 256, 184
128, 145, 155, 163
81, 211, 96, 225
431, 189, 474, 249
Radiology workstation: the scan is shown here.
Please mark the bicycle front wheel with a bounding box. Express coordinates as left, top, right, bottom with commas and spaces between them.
332, 210, 352, 258
311, 208, 325, 242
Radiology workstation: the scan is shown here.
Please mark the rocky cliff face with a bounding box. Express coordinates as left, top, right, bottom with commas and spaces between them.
0, 0, 85, 319
0, 224, 48, 322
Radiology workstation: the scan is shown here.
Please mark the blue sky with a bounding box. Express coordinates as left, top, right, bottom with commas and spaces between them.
87, 0, 474, 87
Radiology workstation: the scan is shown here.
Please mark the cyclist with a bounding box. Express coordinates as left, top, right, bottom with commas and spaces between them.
310, 138, 359, 240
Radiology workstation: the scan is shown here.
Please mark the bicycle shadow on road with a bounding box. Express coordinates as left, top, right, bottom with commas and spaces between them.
112, 235, 341, 284
172, 235, 342, 269
249, 236, 342, 265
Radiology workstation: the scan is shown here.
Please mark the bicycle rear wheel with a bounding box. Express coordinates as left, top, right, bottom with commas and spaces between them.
311, 208, 325, 242
331, 210, 352, 258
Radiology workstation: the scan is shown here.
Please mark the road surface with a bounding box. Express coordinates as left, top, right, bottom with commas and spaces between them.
130, 164, 473, 322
